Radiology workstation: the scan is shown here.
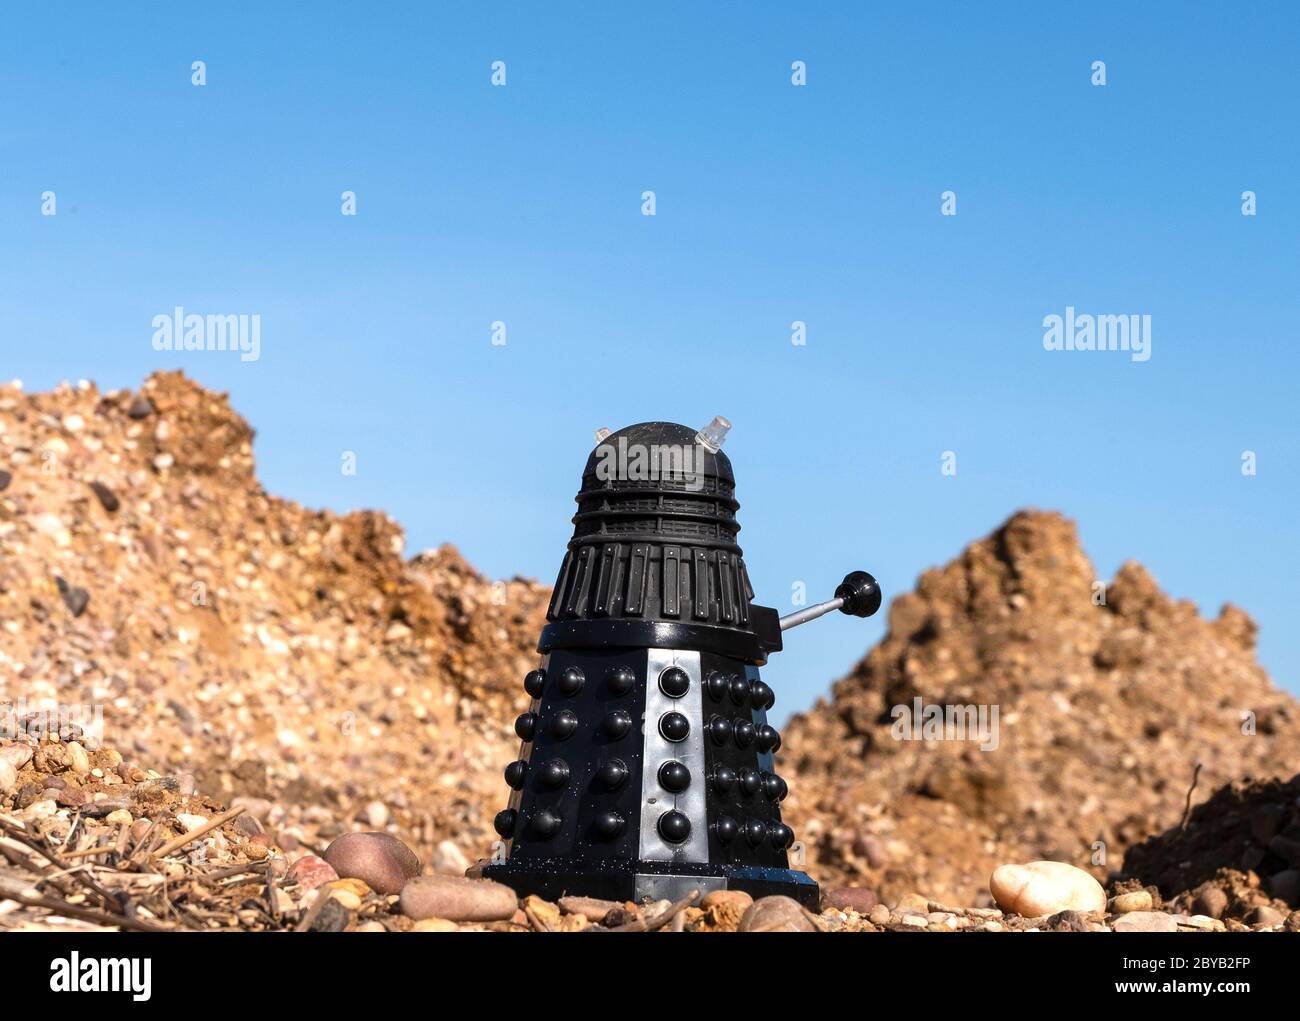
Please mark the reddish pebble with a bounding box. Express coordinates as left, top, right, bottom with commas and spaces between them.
288, 855, 340, 892
323, 831, 421, 895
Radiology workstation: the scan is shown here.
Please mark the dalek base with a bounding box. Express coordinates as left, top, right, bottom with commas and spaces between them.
483, 856, 819, 908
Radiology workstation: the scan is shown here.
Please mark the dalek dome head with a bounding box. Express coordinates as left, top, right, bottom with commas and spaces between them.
541, 417, 785, 665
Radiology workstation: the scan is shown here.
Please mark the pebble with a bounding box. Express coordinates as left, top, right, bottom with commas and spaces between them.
287, 855, 340, 892
307, 898, 351, 932
894, 894, 935, 915
66, 741, 91, 775
0, 760, 16, 793
322, 831, 421, 895
176, 813, 209, 832
411, 918, 459, 932
89, 481, 120, 513
899, 913, 929, 927
868, 904, 892, 926
127, 395, 154, 419
1247, 905, 1285, 927
989, 861, 1106, 917
1193, 886, 1228, 919
1112, 911, 1178, 933
56, 578, 90, 617
1, 743, 34, 770
364, 800, 388, 829
699, 889, 752, 911
0, 469, 10, 491
105, 809, 133, 826
523, 895, 562, 927
559, 895, 625, 922
823, 886, 877, 914
432, 839, 469, 875
739, 896, 817, 932
1109, 890, 1153, 914
329, 888, 363, 911
1267, 869, 1300, 903
399, 875, 519, 922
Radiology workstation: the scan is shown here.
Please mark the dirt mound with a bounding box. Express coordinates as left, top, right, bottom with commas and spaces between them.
0, 372, 547, 877
780, 511, 1300, 907
1119, 773, 1300, 922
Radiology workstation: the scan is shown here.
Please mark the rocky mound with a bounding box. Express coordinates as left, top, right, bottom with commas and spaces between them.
0, 372, 547, 880
779, 511, 1300, 907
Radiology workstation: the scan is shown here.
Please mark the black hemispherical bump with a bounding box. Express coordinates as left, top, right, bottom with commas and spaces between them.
523, 669, 545, 698
658, 810, 691, 844
539, 757, 570, 789
504, 760, 527, 790
557, 665, 585, 697
657, 760, 691, 793
769, 731, 782, 752
714, 815, 739, 843
733, 719, 755, 748
728, 674, 749, 704
530, 809, 561, 838
744, 818, 768, 847
712, 766, 737, 794
493, 808, 516, 837
514, 712, 537, 742
551, 709, 578, 740
739, 767, 761, 798
756, 724, 779, 753
602, 709, 633, 739
769, 823, 794, 851
659, 711, 690, 743
750, 679, 774, 710
597, 758, 629, 790
762, 773, 789, 802
594, 810, 625, 839
659, 666, 690, 698
706, 671, 728, 701
707, 716, 733, 746
605, 664, 636, 695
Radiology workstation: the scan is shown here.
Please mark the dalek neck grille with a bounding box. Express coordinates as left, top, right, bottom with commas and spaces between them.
543, 422, 779, 664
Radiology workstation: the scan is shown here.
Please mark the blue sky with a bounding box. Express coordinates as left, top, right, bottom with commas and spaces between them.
3, 2, 1297, 721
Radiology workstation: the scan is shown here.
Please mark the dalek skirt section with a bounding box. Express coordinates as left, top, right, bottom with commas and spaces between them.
485, 648, 814, 906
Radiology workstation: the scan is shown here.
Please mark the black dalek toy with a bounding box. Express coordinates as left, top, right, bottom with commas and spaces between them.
484, 418, 880, 908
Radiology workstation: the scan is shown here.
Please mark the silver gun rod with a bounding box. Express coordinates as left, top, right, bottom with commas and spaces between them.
778, 597, 844, 632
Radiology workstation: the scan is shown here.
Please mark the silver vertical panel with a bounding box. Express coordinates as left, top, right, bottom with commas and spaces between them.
638, 648, 709, 863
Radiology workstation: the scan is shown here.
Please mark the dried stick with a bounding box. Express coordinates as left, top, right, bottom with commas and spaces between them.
151, 805, 245, 860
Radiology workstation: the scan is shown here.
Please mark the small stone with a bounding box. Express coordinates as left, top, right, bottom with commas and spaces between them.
357, 921, 387, 933
989, 861, 1106, 917
65, 741, 91, 775
700, 889, 752, 911
322, 831, 421, 895
1112, 911, 1178, 933
1267, 869, 1300, 904
0, 759, 15, 794
899, 913, 929, 927
127, 396, 154, 419
868, 904, 892, 925
0, 469, 10, 491
307, 897, 351, 932
176, 813, 209, 832
1247, 905, 1285, 927
824, 886, 878, 914
523, 895, 562, 927
89, 481, 120, 513
287, 855, 340, 892
1193, 886, 1228, 920
1, 743, 34, 770
559, 895, 624, 922
1109, 890, 1153, 914
893, 892, 931, 914
853, 832, 890, 868
412, 918, 458, 932
153, 453, 174, 471
105, 809, 133, 826
399, 875, 519, 922
55, 577, 90, 617
432, 839, 469, 875
739, 896, 817, 932
329, 888, 362, 911
364, 800, 388, 829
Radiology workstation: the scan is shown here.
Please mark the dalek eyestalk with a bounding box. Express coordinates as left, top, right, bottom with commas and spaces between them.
483, 420, 881, 907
